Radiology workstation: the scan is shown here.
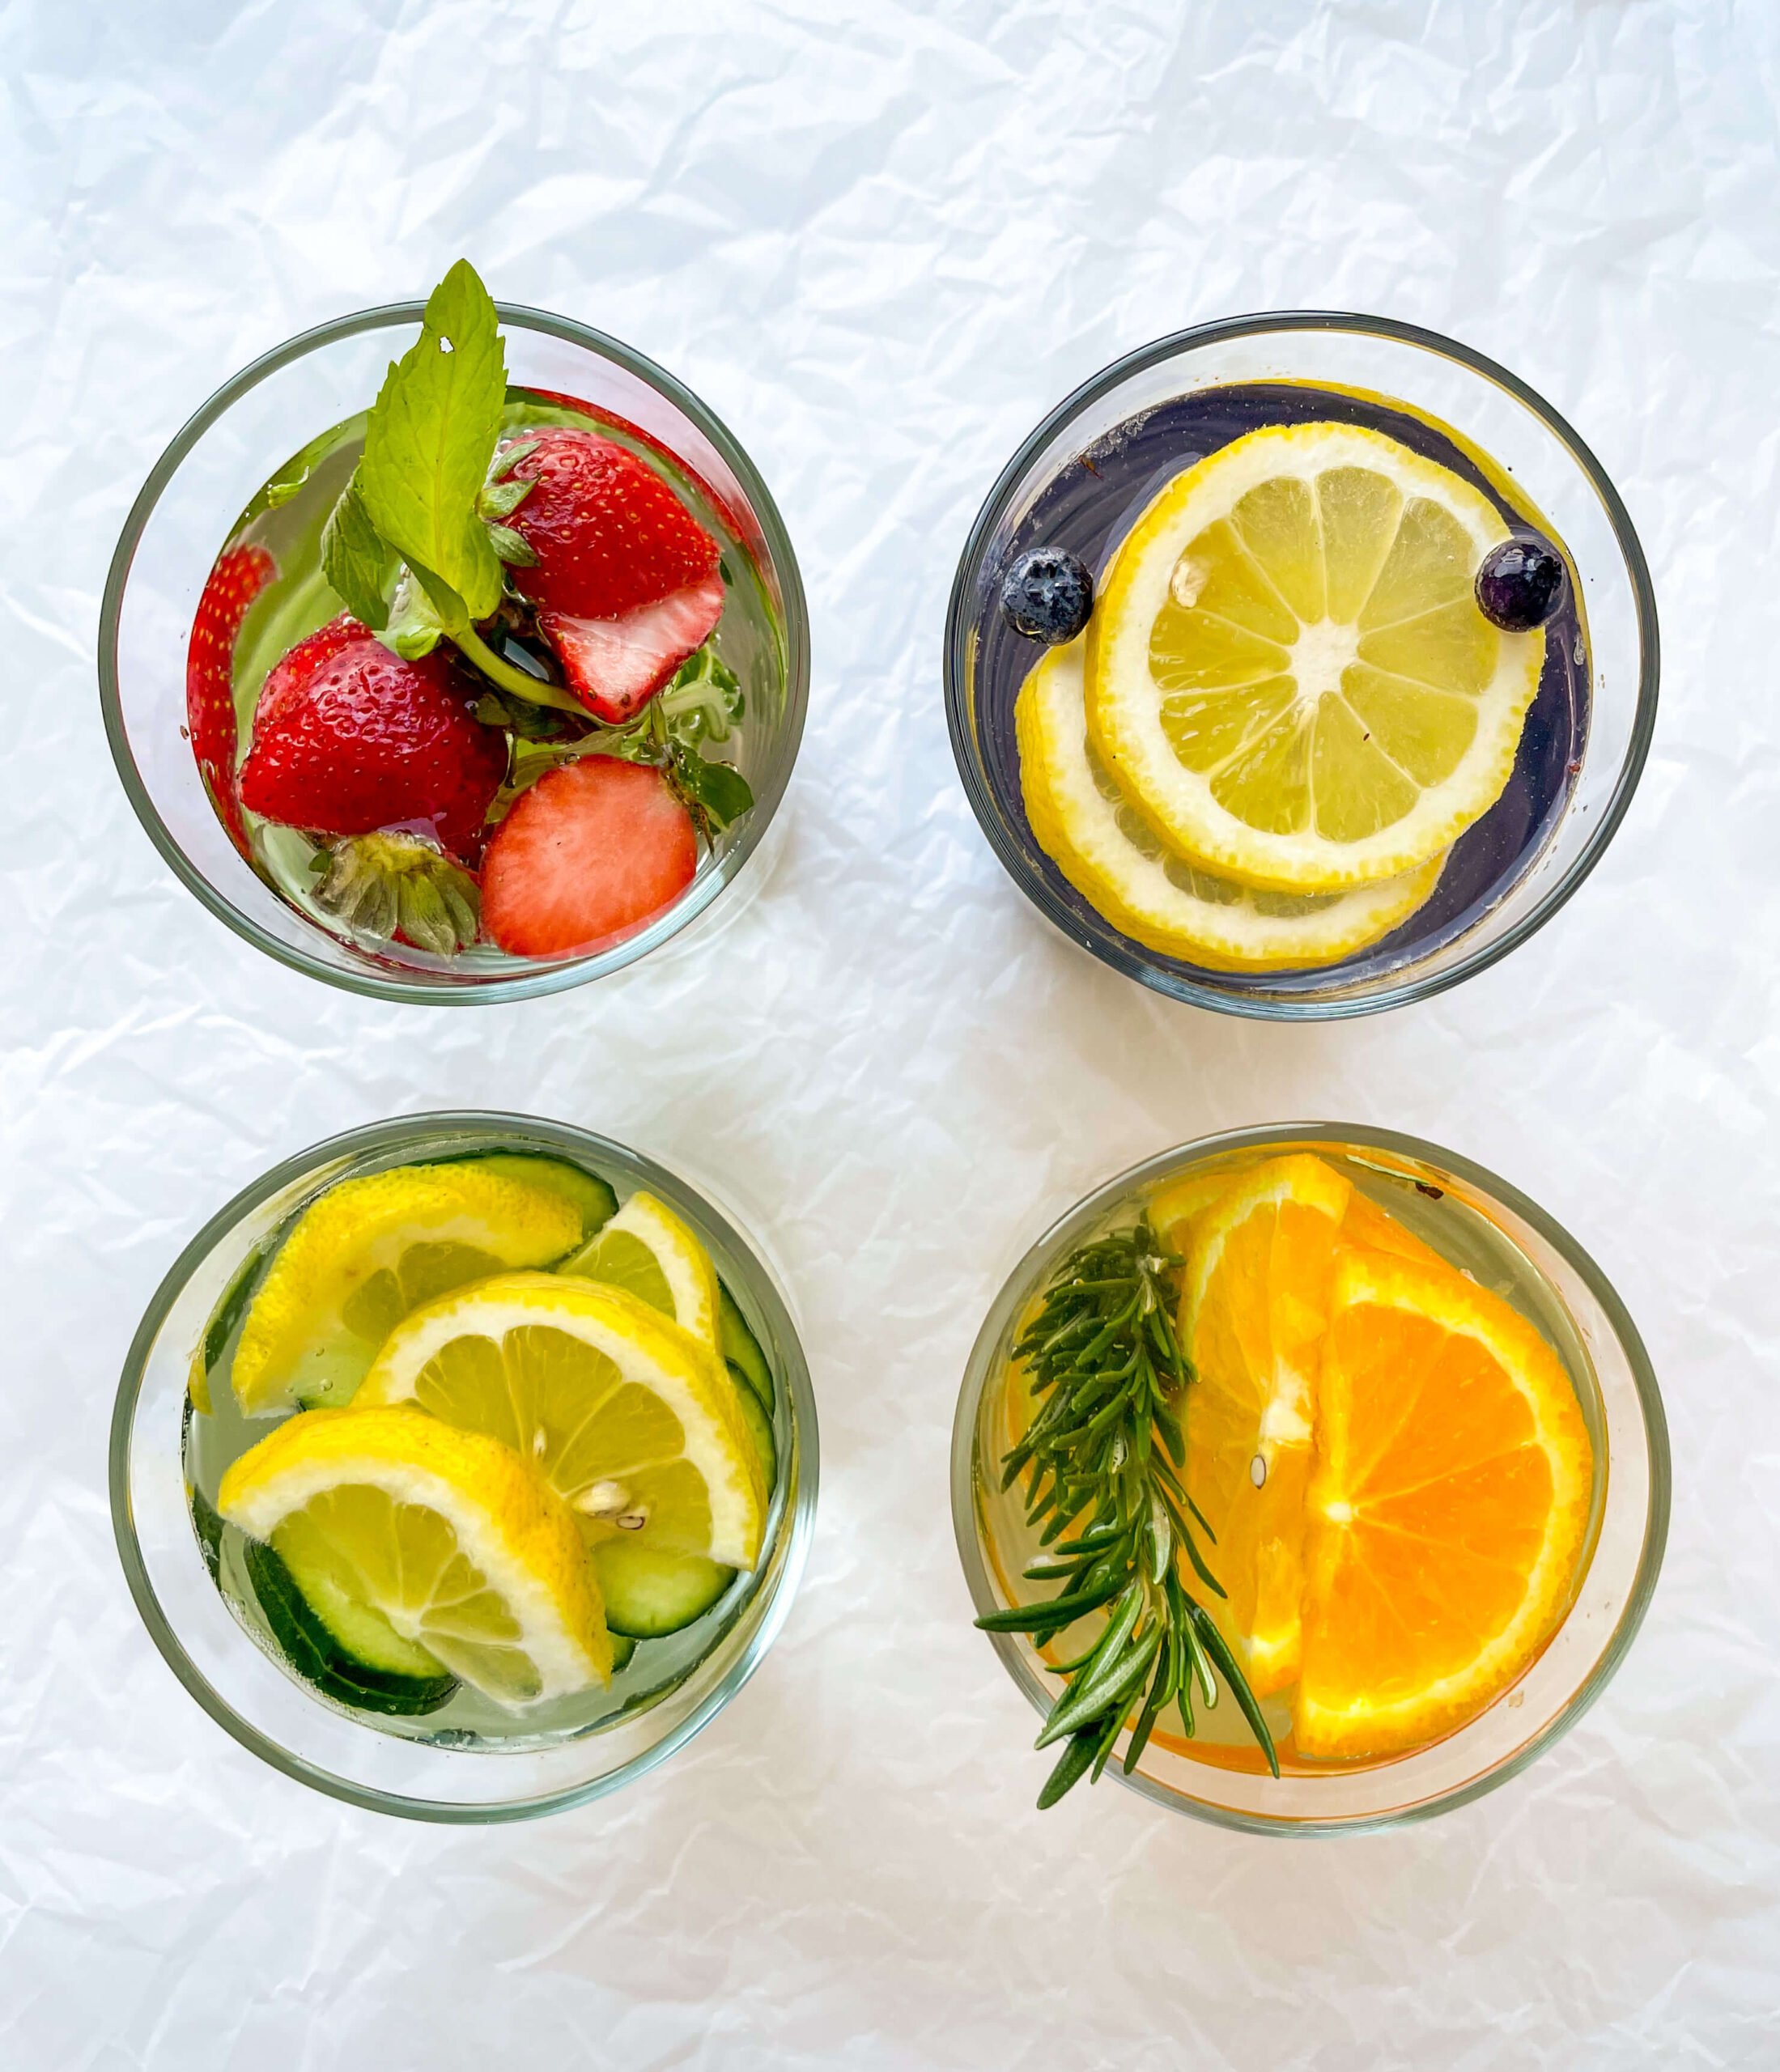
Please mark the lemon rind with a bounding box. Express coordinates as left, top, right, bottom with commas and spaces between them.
595, 1191, 723, 1356
219, 1405, 611, 1700
1020, 641, 1444, 970
230, 1168, 584, 1416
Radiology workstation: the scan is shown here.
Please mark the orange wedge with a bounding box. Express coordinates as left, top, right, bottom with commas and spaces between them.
1180, 1153, 1353, 1694
1297, 1248, 1594, 1760
1156, 1161, 1442, 1269
1340, 1190, 1444, 1268
1147, 1169, 1239, 1256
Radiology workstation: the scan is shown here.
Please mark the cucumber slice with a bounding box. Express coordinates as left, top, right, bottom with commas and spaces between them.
271, 1514, 448, 1678
594, 1539, 735, 1639
244, 1536, 457, 1717
731, 1362, 777, 1492
189, 1242, 270, 1412
437, 1152, 618, 1242
718, 1280, 774, 1409
203, 1242, 270, 1375
610, 1632, 637, 1674
189, 1483, 225, 1583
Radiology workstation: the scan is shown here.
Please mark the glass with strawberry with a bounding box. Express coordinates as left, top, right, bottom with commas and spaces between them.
102, 262, 806, 999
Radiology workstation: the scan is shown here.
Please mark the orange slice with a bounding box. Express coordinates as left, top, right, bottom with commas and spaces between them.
1147, 1168, 1239, 1256
1340, 1190, 1444, 1268
1297, 1248, 1594, 1760
1180, 1153, 1353, 1694
1156, 1161, 1442, 1268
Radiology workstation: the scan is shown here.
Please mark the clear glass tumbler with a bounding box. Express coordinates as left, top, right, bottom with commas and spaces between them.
101, 304, 808, 1002
953, 1123, 1667, 1833
945, 313, 1658, 1018
113, 1112, 818, 1821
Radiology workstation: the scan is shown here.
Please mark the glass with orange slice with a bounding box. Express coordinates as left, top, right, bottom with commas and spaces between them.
954, 1124, 1667, 1832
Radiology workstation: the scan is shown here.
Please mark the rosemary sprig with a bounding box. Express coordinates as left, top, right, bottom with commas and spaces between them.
975, 1218, 1279, 1807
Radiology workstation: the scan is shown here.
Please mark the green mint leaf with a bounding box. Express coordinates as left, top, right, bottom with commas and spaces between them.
321, 471, 398, 630
485, 520, 537, 567
671, 746, 754, 831
359, 259, 507, 622
410, 563, 470, 635
477, 474, 534, 519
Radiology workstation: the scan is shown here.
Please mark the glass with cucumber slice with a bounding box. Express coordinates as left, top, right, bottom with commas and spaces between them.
143, 1116, 814, 1809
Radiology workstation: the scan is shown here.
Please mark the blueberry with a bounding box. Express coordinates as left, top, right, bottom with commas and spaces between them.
1000, 548, 1094, 644
1475, 538, 1566, 632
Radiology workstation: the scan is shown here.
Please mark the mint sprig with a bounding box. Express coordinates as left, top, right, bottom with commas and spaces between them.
316, 260, 582, 715
321, 475, 398, 631
359, 259, 507, 621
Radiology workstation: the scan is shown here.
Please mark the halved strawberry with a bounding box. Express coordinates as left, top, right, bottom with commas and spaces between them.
479, 757, 697, 958
239, 620, 508, 864
186, 544, 274, 853
539, 572, 725, 724
504, 428, 720, 619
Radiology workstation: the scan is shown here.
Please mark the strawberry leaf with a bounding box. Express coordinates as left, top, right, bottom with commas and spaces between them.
670, 744, 754, 833
381, 569, 448, 659
359, 259, 507, 622
485, 521, 538, 567
478, 474, 535, 519
321, 471, 398, 630
487, 437, 539, 482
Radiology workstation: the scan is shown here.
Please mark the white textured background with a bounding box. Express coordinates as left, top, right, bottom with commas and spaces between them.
4, 2, 1777, 2065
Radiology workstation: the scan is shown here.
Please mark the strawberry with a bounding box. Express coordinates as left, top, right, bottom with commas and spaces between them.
499, 427, 727, 722
539, 572, 726, 725
238, 618, 508, 864
479, 757, 697, 958
505, 428, 720, 619
252, 612, 367, 730
186, 544, 274, 853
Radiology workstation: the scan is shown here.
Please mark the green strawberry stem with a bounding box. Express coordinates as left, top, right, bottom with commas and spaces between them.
452, 624, 585, 716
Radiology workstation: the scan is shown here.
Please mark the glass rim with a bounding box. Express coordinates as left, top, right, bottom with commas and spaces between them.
943, 308, 1662, 1022
98, 299, 811, 1005
110, 1109, 820, 1823
949, 1119, 1671, 1836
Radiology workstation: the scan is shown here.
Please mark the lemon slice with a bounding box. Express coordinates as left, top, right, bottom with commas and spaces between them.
234, 1166, 584, 1413
558, 1191, 721, 1357
1019, 640, 1442, 968
1086, 421, 1544, 890
218, 1404, 612, 1705
356, 1272, 765, 1569
230, 1166, 585, 1415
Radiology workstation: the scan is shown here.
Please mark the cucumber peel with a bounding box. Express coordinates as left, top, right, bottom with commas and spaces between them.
437, 1151, 618, 1242
594, 1539, 734, 1640
718, 1280, 774, 1409
244, 1536, 458, 1717
731, 1364, 777, 1492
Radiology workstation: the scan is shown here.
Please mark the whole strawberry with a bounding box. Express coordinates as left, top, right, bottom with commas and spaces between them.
502, 427, 726, 724
186, 544, 275, 852
505, 428, 719, 618
239, 617, 508, 863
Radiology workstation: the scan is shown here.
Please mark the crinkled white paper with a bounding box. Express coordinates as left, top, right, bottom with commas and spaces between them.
2, 1, 1775, 2065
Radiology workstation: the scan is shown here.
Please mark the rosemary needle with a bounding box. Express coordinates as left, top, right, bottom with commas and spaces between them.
976, 1218, 1280, 1807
